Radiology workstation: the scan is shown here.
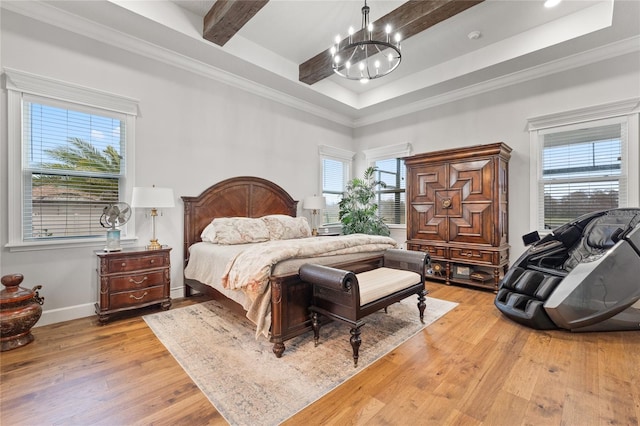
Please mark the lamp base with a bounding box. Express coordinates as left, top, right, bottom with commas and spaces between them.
147, 239, 162, 250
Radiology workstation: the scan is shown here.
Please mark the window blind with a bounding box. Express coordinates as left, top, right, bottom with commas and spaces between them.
22, 96, 126, 240
374, 158, 406, 225
322, 158, 346, 224
541, 122, 624, 229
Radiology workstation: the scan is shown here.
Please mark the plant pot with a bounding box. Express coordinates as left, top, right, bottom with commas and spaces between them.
0, 274, 45, 351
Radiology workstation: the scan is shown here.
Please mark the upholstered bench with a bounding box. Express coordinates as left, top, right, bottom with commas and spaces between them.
299, 249, 428, 367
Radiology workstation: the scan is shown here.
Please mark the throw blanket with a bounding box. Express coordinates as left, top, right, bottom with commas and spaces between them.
222, 234, 398, 338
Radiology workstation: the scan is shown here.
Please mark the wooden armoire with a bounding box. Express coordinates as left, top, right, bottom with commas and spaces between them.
405, 142, 512, 291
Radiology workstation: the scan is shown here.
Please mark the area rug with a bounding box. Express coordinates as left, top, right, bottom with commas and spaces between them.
144, 296, 457, 425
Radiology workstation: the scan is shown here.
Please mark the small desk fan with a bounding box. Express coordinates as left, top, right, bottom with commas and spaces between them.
100, 202, 131, 251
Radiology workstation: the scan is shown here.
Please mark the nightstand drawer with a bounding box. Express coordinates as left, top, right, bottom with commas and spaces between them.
450, 248, 494, 264
109, 270, 165, 292
110, 286, 166, 309
108, 253, 167, 273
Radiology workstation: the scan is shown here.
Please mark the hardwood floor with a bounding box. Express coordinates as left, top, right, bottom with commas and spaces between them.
1, 282, 639, 425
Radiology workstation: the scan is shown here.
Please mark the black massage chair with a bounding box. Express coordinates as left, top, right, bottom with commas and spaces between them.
495, 208, 640, 331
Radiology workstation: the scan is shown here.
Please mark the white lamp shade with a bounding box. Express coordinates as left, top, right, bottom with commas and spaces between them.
303, 195, 326, 210
131, 187, 175, 208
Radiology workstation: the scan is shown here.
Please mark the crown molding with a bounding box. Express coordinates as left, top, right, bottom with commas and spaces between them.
527, 97, 640, 131
3, 2, 638, 130
363, 143, 412, 164
318, 145, 355, 161
3, 67, 139, 115
353, 35, 640, 128
1, 1, 355, 128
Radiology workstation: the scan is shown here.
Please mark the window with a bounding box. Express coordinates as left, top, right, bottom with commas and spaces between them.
373, 158, 406, 225
5, 69, 138, 249
364, 143, 412, 227
319, 145, 354, 224
528, 100, 639, 232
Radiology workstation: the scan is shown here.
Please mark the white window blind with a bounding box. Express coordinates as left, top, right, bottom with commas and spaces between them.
322, 158, 347, 224
540, 121, 625, 229
22, 95, 126, 240
319, 145, 353, 226
374, 158, 406, 225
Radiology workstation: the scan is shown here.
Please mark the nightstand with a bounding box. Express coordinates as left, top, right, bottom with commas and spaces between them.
95, 247, 172, 323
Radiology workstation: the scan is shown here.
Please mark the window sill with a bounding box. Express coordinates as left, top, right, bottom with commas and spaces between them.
6, 236, 139, 252
387, 224, 407, 230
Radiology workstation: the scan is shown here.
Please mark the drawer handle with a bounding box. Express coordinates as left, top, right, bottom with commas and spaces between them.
121, 262, 126, 267
129, 291, 148, 301
461, 252, 475, 258
129, 276, 148, 285
150, 259, 155, 264
442, 198, 452, 209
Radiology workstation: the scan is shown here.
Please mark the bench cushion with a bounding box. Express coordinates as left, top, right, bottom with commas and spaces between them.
356, 267, 422, 306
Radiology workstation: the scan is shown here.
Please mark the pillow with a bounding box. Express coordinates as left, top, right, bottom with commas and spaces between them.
261, 215, 311, 240
211, 217, 270, 245
200, 223, 217, 243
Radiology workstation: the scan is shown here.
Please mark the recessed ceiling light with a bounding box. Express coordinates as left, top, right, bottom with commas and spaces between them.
544, 0, 562, 8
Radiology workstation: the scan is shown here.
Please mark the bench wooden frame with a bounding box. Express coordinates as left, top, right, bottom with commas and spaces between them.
299, 249, 429, 367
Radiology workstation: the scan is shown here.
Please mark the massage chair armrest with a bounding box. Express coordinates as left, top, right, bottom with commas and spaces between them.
383, 248, 428, 278
299, 263, 358, 293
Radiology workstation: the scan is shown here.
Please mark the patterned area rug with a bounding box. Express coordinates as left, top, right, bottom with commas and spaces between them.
144, 296, 457, 425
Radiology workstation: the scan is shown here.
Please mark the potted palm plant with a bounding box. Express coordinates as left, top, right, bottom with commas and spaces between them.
339, 166, 390, 236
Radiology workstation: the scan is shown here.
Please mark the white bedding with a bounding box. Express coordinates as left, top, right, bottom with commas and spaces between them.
184, 242, 259, 309
184, 235, 398, 338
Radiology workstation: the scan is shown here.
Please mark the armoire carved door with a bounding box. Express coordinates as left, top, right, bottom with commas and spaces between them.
406, 142, 511, 290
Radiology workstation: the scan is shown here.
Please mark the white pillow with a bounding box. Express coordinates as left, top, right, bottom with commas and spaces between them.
261, 215, 312, 240
200, 222, 217, 243
211, 217, 270, 245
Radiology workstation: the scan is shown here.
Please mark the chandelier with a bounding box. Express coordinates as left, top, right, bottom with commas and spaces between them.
330, 0, 402, 83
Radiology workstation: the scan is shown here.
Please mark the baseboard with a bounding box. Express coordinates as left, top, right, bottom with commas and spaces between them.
170, 286, 184, 300
35, 302, 96, 327
34, 286, 186, 327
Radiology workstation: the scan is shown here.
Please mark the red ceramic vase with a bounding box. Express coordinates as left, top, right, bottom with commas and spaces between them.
0, 274, 45, 351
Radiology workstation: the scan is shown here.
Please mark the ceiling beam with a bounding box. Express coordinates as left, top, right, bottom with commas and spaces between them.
203, 0, 269, 46
299, 0, 485, 85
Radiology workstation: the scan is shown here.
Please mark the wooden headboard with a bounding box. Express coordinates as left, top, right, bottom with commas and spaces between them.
181, 176, 298, 263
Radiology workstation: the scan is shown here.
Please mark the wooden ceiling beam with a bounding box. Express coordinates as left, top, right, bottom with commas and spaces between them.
203, 0, 269, 46
299, 0, 484, 85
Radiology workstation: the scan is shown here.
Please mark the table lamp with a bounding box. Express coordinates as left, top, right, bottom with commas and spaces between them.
303, 195, 326, 236
131, 186, 175, 250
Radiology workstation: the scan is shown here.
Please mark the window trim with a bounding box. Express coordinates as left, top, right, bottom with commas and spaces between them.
528, 98, 639, 233
318, 145, 354, 226
363, 143, 412, 228
4, 68, 139, 251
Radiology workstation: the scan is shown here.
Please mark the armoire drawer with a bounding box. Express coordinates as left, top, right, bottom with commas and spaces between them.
449, 247, 494, 265
407, 243, 447, 259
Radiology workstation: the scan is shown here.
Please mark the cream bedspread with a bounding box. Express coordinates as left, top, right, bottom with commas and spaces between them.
221, 234, 398, 338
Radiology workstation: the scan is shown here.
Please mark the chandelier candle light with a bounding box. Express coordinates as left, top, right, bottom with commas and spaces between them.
330, 0, 401, 82
131, 186, 175, 250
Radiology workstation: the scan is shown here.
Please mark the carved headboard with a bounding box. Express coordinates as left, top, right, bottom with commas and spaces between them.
181, 176, 298, 263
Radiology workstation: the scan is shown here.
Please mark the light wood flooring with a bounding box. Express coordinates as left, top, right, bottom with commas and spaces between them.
1, 282, 639, 425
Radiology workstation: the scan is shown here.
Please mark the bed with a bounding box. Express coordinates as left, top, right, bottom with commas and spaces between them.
182, 176, 398, 357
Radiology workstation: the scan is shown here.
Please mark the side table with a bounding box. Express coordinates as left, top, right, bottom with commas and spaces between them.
95, 247, 171, 323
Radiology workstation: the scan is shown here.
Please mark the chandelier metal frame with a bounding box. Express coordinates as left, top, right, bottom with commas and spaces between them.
330, 0, 402, 82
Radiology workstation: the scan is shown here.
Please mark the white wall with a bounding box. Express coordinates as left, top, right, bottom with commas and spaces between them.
0, 11, 353, 325
2, 9, 639, 326
355, 52, 640, 261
